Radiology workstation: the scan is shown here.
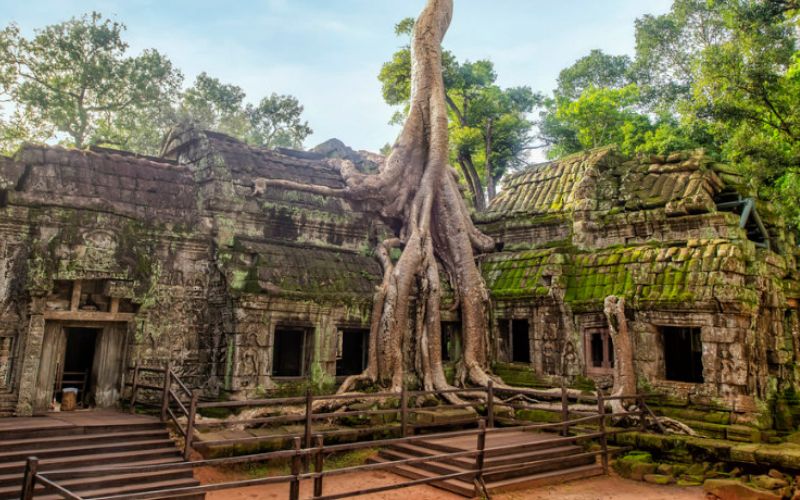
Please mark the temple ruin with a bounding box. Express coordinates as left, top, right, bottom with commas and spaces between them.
0, 124, 798, 438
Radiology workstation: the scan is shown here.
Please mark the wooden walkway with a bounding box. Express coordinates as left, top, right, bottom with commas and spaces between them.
371, 429, 603, 497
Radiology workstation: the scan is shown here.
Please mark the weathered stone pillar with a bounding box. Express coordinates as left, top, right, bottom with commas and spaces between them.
15, 296, 46, 416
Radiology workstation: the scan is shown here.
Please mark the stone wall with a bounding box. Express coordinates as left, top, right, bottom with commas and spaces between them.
1, 131, 798, 431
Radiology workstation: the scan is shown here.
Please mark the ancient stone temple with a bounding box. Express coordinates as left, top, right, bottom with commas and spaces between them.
0, 126, 798, 433
477, 147, 800, 430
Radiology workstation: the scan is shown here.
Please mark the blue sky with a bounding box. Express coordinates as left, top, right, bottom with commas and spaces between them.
1, 1, 672, 157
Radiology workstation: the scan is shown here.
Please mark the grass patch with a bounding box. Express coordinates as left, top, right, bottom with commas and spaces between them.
212, 448, 380, 480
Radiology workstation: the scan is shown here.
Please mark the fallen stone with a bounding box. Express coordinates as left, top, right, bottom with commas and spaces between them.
630, 462, 658, 480
766, 469, 784, 480
751, 475, 788, 490
644, 474, 675, 485
681, 474, 705, 484
656, 463, 674, 476
677, 479, 703, 487
704, 479, 782, 500
686, 462, 708, 475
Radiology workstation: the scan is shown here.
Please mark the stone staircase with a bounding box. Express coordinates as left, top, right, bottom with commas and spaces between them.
0, 412, 201, 499
369, 430, 603, 497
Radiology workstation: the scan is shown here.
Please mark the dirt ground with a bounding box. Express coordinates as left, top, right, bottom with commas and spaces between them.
196, 467, 705, 500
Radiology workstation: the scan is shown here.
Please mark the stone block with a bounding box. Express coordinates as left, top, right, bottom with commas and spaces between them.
644, 473, 675, 485
751, 475, 787, 490
703, 479, 781, 500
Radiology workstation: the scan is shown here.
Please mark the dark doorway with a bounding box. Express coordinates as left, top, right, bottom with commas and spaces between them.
59, 328, 99, 404
511, 319, 531, 363
440, 322, 461, 362
662, 326, 704, 383
272, 327, 311, 377
336, 329, 368, 376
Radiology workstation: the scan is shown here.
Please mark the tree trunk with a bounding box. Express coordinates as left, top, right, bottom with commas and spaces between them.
458, 154, 486, 211
485, 118, 496, 202
258, 0, 499, 393
604, 296, 636, 414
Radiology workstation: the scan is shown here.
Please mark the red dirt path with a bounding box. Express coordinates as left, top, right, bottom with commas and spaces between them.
195, 467, 705, 499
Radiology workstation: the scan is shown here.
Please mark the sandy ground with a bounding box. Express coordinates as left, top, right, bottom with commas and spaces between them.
196, 467, 705, 500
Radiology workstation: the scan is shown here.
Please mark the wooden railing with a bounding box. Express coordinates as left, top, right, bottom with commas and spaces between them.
125, 362, 197, 460
125, 364, 658, 463
21, 390, 654, 500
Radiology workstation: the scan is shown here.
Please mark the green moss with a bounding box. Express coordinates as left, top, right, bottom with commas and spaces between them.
515, 408, 562, 423
492, 362, 546, 387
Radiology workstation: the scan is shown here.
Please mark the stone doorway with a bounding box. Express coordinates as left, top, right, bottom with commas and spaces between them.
33, 322, 127, 413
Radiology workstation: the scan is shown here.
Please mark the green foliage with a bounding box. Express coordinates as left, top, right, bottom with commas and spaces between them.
541, 0, 800, 230
246, 93, 313, 149
178, 73, 314, 150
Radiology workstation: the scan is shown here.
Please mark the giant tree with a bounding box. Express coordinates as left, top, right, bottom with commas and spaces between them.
261, 0, 500, 394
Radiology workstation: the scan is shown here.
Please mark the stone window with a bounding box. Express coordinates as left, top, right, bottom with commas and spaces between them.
661, 326, 704, 383
585, 328, 614, 375
499, 319, 531, 364
336, 328, 368, 377
272, 326, 313, 378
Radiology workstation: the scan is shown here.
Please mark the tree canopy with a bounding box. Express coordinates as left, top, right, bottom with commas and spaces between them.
0, 12, 313, 155
538, 0, 800, 229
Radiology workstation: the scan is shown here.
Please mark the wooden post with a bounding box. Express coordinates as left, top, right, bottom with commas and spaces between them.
487, 380, 495, 428
184, 390, 199, 461
160, 361, 171, 423
129, 361, 140, 414
598, 393, 609, 474
474, 419, 487, 496
20, 457, 38, 500
400, 385, 408, 437
304, 388, 313, 472
561, 382, 569, 437
289, 437, 302, 500
313, 434, 324, 498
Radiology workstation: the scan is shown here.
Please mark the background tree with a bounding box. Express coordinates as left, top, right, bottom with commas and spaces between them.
174, 73, 315, 150
0, 13, 313, 155
179, 72, 250, 139
0, 12, 182, 153
245, 93, 313, 149
379, 18, 535, 210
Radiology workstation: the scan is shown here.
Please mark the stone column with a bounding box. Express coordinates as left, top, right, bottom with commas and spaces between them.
15, 296, 46, 416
